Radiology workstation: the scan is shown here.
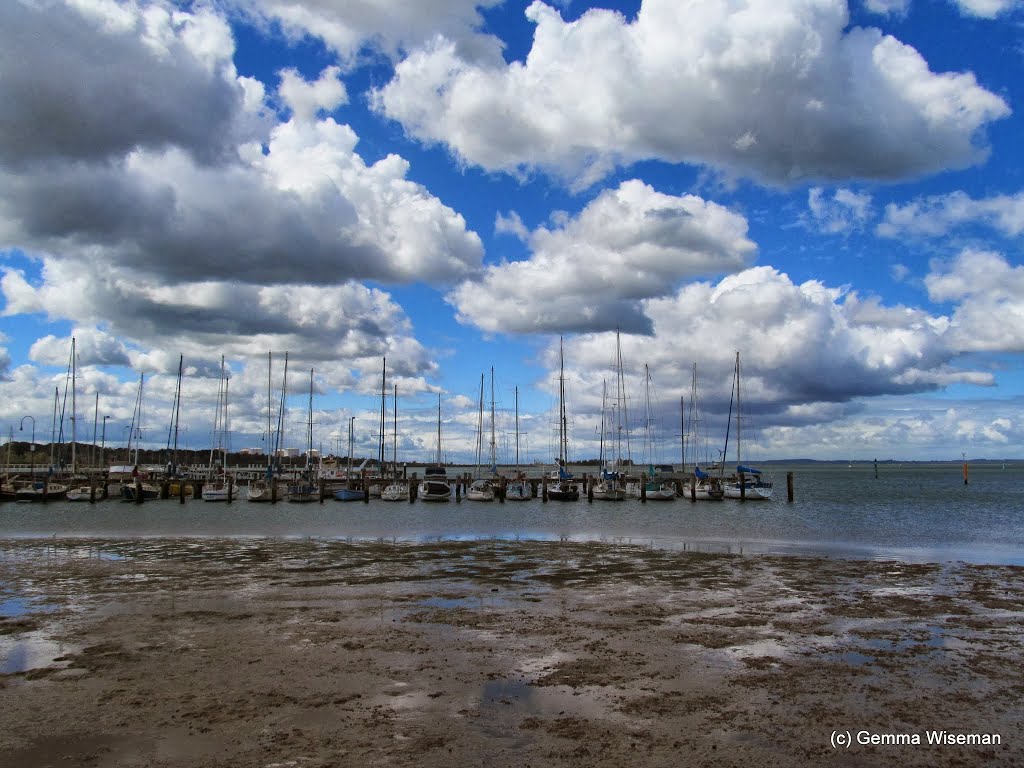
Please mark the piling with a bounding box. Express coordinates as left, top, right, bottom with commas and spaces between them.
409, 473, 417, 503
455, 481, 461, 502
587, 476, 593, 503
134, 478, 143, 505
160, 480, 169, 500
179, 481, 186, 504
541, 473, 548, 502
738, 471, 746, 502
499, 476, 506, 503
363, 470, 369, 503
786, 471, 794, 502
195, 480, 204, 499
689, 476, 696, 502
89, 475, 97, 504
640, 474, 647, 503
42, 477, 49, 503
318, 478, 326, 504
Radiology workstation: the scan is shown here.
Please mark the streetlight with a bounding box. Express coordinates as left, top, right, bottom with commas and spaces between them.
20, 416, 35, 478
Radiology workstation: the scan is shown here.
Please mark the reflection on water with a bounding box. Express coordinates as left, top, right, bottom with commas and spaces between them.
0, 464, 1021, 564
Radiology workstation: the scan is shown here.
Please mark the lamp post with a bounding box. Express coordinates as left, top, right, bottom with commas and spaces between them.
20, 416, 36, 478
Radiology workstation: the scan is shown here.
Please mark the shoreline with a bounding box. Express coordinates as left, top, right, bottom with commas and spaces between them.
2, 537, 1022, 766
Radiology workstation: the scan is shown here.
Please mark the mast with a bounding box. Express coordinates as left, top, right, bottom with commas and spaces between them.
392, 384, 398, 472
266, 352, 272, 471
598, 379, 607, 471
167, 354, 183, 473
378, 358, 386, 473
71, 336, 76, 473
274, 352, 289, 473
50, 386, 59, 468
306, 368, 314, 471
558, 337, 568, 469
734, 351, 742, 467
614, 329, 631, 469
489, 367, 496, 474
92, 392, 99, 471
436, 393, 443, 464
136, 373, 143, 466
514, 386, 520, 469
224, 374, 230, 471
209, 357, 224, 475
475, 373, 484, 477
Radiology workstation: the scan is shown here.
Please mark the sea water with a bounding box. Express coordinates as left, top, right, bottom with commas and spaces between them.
1, 463, 1021, 564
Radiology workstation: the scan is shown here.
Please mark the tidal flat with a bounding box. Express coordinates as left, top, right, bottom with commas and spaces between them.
1, 537, 1022, 766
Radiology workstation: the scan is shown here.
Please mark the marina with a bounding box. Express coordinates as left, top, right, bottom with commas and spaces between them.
1, 463, 1021, 565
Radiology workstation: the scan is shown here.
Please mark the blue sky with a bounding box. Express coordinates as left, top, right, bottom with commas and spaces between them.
1, 0, 1023, 464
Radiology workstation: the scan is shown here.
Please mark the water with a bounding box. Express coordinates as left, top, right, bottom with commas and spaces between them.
1, 463, 1022, 564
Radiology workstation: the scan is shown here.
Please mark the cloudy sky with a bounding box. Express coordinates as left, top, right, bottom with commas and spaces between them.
1, 0, 1022, 465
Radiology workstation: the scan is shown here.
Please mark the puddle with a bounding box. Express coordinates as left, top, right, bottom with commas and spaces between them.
0, 631, 70, 674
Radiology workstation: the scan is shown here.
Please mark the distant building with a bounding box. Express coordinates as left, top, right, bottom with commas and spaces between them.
240, 447, 265, 455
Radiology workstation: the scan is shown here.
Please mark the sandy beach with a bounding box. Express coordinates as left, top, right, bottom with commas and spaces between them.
1, 537, 1022, 766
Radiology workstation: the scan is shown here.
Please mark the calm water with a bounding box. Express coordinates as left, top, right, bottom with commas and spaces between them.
1, 464, 1022, 564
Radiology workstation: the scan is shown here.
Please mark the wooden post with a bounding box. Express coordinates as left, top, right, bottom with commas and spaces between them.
455, 481, 461, 502
362, 469, 369, 503
499, 476, 506, 503
89, 475, 96, 504
318, 477, 326, 504
227, 476, 233, 503
409, 473, 416, 503
587, 476, 593, 503
786, 471, 794, 502
134, 477, 143, 504
160, 480, 169, 500
689, 476, 696, 502
640, 473, 647, 503
271, 478, 278, 504
541, 473, 548, 502
195, 480, 204, 499
179, 480, 186, 504
738, 471, 746, 502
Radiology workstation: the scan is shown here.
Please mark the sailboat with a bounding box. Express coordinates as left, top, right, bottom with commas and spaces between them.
467, 371, 496, 501
202, 357, 233, 502
722, 351, 774, 500
249, 352, 288, 502
593, 332, 629, 500
334, 417, 364, 501
637, 364, 676, 500
67, 338, 103, 501
684, 363, 724, 501
119, 373, 160, 501
548, 337, 579, 501
380, 384, 409, 501
288, 368, 319, 503
420, 394, 452, 502
505, 386, 531, 501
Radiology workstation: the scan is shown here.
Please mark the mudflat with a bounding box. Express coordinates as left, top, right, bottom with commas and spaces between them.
1, 537, 1022, 767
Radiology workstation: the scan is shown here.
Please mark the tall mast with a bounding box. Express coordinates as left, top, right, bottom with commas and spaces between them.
436, 393, 443, 464
489, 367, 496, 473
735, 351, 742, 467
306, 368, 314, 470
209, 357, 224, 474
598, 379, 607, 470
92, 392, 99, 470
378, 358, 386, 471
266, 352, 273, 470
167, 354, 183, 471
514, 386, 520, 469
392, 384, 398, 471
475, 373, 484, 476
71, 337, 76, 472
558, 337, 568, 467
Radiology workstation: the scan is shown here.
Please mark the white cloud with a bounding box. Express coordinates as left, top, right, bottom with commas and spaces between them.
494, 211, 530, 241
373, 0, 1009, 187
863, 0, 910, 14
807, 187, 873, 233
278, 66, 348, 123
952, 0, 1022, 18
448, 179, 756, 334
228, 0, 505, 64
925, 250, 1024, 352
877, 190, 1024, 239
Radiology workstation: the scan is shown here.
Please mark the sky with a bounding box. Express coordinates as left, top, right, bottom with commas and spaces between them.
1, 0, 1023, 466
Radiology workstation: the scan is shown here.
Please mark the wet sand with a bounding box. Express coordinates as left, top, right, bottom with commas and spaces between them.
1, 537, 1022, 767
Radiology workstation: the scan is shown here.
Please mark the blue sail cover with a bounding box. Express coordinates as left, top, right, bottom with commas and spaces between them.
559, 467, 574, 479
694, 466, 710, 479
736, 464, 762, 475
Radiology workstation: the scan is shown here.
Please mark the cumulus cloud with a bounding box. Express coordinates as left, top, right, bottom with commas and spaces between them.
228, 0, 504, 65
532, 265, 990, 461
952, 0, 1023, 17
0, 0, 260, 168
278, 66, 348, 122
373, 0, 1009, 187
807, 187, 873, 233
925, 250, 1024, 352
877, 190, 1024, 239
863, 0, 910, 14
449, 180, 756, 334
